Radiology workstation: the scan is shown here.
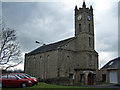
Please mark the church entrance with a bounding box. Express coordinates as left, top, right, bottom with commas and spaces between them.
88, 73, 93, 85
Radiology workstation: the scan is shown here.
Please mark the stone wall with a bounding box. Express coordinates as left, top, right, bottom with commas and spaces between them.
44, 77, 70, 86
25, 50, 59, 79
96, 68, 108, 83
118, 70, 120, 85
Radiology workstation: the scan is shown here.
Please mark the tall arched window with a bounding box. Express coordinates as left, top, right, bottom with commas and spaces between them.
79, 24, 81, 32
89, 24, 90, 33
89, 55, 92, 66
89, 37, 91, 47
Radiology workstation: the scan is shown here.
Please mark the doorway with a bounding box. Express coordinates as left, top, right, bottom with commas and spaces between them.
88, 73, 93, 85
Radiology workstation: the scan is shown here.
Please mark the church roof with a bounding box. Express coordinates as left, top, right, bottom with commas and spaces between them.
26, 37, 75, 55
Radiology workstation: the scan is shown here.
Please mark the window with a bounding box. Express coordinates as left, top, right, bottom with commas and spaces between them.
16, 74, 26, 78
79, 24, 81, 32
89, 37, 91, 47
102, 74, 106, 82
1, 75, 8, 79
40, 56, 42, 58
8, 75, 17, 79
89, 24, 90, 32
24, 74, 31, 78
57, 68, 60, 77
80, 74, 84, 82
89, 55, 92, 66
69, 74, 74, 80
109, 61, 114, 66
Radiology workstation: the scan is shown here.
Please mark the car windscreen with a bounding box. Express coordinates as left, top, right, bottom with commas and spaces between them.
24, 74, 31, 78
16, 74, 26, 78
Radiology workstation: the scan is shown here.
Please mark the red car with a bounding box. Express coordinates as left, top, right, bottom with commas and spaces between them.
0, 74, 32, 88
11, 73, 38, 85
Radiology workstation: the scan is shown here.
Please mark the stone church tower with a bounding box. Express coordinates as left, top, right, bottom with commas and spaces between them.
24, 1, 98, 85
73, 1, 98, 85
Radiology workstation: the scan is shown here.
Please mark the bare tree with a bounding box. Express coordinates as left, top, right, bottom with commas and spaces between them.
0, 24, 22, 70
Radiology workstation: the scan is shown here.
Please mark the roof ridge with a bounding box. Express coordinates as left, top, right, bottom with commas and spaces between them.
58, 37, 76, 48
27, 37, 75, 55
46, 37, 74, 46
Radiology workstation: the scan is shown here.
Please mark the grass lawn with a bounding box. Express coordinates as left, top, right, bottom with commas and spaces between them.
29, 82, 83, 88
2, 82, 117, 90
28, 82, 116, 90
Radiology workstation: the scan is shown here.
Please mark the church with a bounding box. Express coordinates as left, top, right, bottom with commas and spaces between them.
24, 1, 98, 85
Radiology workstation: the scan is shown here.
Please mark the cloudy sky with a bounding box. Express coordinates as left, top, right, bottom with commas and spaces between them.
1, 0, 119, 70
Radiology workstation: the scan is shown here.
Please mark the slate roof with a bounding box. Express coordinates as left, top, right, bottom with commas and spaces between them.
26, 37, 75, 55
101, 57, 120, 70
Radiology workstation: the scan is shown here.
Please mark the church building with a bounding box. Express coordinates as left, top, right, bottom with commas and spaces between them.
24, 1, 98, 85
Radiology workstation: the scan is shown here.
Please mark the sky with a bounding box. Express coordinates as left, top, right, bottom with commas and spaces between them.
1, 0, 119, 70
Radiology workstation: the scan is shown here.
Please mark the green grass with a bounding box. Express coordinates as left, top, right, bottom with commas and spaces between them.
2, 82, 117, 90
27, 82, 116, 90
29, 82, 83, 88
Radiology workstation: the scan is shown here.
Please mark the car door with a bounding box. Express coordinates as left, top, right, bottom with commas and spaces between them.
1, 75, 9, 86
7, 75, 19, 87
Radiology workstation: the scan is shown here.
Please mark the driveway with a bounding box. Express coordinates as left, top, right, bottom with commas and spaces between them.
78, 84, 120, 89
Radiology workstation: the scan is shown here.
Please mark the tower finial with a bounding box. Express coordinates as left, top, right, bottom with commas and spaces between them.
90, 5, 93, 10
82, 0, 86, 8
75, 5, 78, 10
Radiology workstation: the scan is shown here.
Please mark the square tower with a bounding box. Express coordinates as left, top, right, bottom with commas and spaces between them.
75, 1, 94, 51
73, 1, 99, 85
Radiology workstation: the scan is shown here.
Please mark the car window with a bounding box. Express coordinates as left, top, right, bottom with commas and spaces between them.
1, 75, 8, 79
8, 75, 17, 79
24, 74, 31, 78
16, 74, 26, 78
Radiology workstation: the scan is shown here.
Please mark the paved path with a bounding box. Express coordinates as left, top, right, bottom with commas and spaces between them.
77, 84, 120, 89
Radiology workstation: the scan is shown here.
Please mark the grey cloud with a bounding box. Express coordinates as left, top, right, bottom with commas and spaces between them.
2, 2, 38, 26
94, 2, 118, 53
2, 2, 74, 53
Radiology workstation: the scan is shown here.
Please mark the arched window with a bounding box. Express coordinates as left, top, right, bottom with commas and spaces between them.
79, 24, 81, 32
89, 55, 92, 66
89, 24, 90, 32
89, 37, 91, 47
40, 56, 42, 59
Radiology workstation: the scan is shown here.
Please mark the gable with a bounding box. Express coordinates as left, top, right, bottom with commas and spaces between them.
60, 37, 77, 51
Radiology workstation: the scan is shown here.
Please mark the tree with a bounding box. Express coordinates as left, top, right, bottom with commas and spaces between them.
0, 24, 22, 70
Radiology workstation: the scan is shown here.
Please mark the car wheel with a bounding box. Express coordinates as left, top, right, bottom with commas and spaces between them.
2, 84, 5, 88
32, 82, 34, 86
21, 83, 27, 88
